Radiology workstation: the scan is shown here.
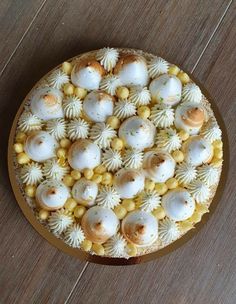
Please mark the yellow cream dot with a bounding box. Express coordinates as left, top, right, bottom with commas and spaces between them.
155, 183, 168, 195
114, 205, 127, 219
14, 143, 24, 153
101, 172, 113, 185
166, 178, 178, 189
122, 199, 136, 211
214, 148, 223, 159
83, 168, 94, 180
116, 86, 129, 99
172, 150, 184, 162
178, 130, 189, 141
17, 152, 30, 164
74, 205, 86, 218
126, 243, 137, 256
107, 116, 120, 129
152, 206, 166, 220
70, 170, 81, 180
39, 209, 49, 220
92, 243, 105, 256
144, 179, 155, 191
74, 87, 87, 99
91, 174, 103, 184
137, 106, 151, 119
168, 65, 180, 76
60, 138, 71, 149
111, 138, 124, 151
64, 83, 74, 95
94, 165, 106, 174
62, 61, 72, 75
81, 239, 92, 252
63, 175, 75, 187
16, 132, 27, 143
25, 185, 36, 197
64, 198, 77, 211
177, 71, 190, 84
57, 148, 67, 159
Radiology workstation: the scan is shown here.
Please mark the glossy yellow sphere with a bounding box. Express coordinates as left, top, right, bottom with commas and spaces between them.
14, 143, 24, 153
74, 205, 86, 218
92, 243, 105, 256
83, 168, 94, 180
144, 179, 155, 191
137, 106, 151, 119
63, 175, 75, 187
74, 87, 87, 99
122, 199, 136, 212
111, 138, 124, 151
25, 185, 36, 197
101, 172, 113, 185
63, 83, 74, 95
38, 209, 49, 220
166, 178, 178, 189
94, 165, 106, 174
168, 65, 180, 76
114, 205, 127, 219
60, 138, 71, 149
81, 239, 92, 252
62, 61, 72, 75
177, 71, 190, 84
91, 174, 103, 184
64, 198, 77, 211
17, 152, 30, 164
172, 150, 184, 162
126, 243, 137, 256
107, 116, 120, 129
152, 206, 166, 220
116, 86, 129, 99
70, 170, 81, 180
155, 183, 168, 195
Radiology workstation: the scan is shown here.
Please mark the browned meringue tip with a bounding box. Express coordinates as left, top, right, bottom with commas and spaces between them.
114, 54, 146, 74
43, 94, 57, 106
74, 57, 105, 76
182, 107, 205, 127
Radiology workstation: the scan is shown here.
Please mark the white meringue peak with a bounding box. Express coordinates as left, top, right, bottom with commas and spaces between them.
102, 149, 123, 172
201, 119, 222, 143
148, 57, 169, 78
104, 233, 128, 258
182, 83, 202, 104
197, 164, 219, 186
123, 149, 144, 169
21, 162, 43, 185
47, 69, 69, 89
89, 122, 116, 149
48, 209, 73, 235
187, 179, 211, 204
96, 47, 119, 72
159, 218, 180, 245
64, 224, 85, 248
99, 74, 121, 95
139, 190, 161, 212
18, 111, 42, 133
46, 118, 67, 140
43, 158, 69, 180
156, 128, 182, 153
96, 186, 121, 209
114, 99, 136, 120
67, 118, 90, 140
175, 162, 197, 185
63, 96, 82, 119
129, 86, 151, 106
150, 104, 174, 128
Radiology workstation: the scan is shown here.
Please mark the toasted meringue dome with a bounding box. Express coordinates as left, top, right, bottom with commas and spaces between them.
64, 224, 85, 248
48, 209, 73, 235
83, 91, 114, 122
175, 162, 197, 185
174, 103, 206, 135
162, 188, 195, 221
148, 57, 169, 78
46, 118, 67, 140
67, 118, 90, 140
143, 150, 176, 183
123, 149, 143, 169
96, 47, 119, 72
36, 180, 70, 210
182, 83, 202, 104
81, 206, 119, 244
197, 164, 219, 186
47, 69, 69, 89
71, 57, 105, 90
63, 96, 82, 119
72, 178, 98, 206
18, 111, 42, 132
149, 74, 182, 106
89, 123, 116, 149
43, 158, 69, 180
150, 104, 174, 128
24, 131, 58, 162
182, 136, 213, 166
201, 119, 222, 143
118, 116, 156, 150
68, 139, 101, 170
99, 75, 121, 95
114, 168, 145, 199
96, 186, 121, 209
114, 54, 149, 87
102, 149, 123, 172
104, 233, 128, 258
30, 87, 63, 120
159, 218, 180, 245
129, 86, 151, 106
187, 179, 210, 204
114, 99, 136, 119
156, 128, 182, 153
139, 190, 161, 212
121, 211, 158, 247
21, 162, 43, 185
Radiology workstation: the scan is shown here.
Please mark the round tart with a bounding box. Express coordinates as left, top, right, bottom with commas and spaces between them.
11, 48, 223, 260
